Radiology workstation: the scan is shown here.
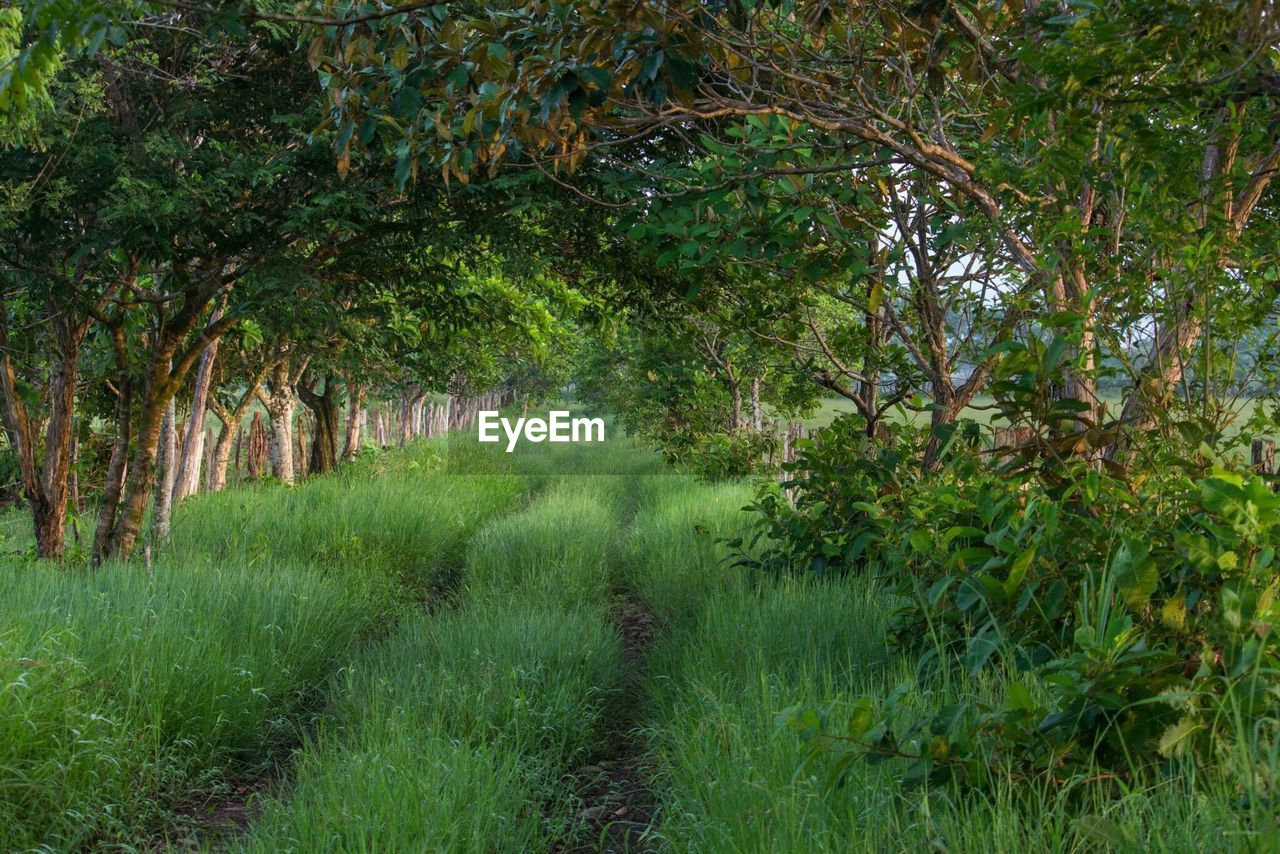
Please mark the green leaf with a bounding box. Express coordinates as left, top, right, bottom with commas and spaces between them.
1002, 546, 1036, 596
1157, 716, 1201, 758
847, 698, 874, 742
1112, 537, 1158, 610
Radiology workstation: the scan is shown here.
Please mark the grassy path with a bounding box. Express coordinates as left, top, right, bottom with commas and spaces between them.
6, 434, 1257, 850
232, 441, 661, 850
0, 442, 524, 848
219, 440, 1280, 852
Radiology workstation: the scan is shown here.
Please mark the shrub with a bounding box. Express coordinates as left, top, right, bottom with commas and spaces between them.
743, 413, 1280, 790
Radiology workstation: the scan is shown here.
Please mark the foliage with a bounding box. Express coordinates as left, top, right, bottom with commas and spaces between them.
0, 441, 522, 846
575, 316, 813, 476
745, 394, 1280, 791
241, 461, 636, 850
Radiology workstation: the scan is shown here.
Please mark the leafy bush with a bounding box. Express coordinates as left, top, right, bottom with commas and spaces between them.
742, 411, 1280, 791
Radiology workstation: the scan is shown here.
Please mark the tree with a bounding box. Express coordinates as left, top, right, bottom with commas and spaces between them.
312, 0, 1280, 458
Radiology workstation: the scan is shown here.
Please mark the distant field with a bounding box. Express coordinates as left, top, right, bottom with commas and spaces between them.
802, 392, 1275, 437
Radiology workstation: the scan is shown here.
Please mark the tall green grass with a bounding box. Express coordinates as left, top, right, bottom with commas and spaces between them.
625, 476, 1280, 852
239, 474, 635, 850
623, 477, 756, 630
464, 478, 626, 609
167, 440, 523, 597
239, 603, 623, 851
0, 558, 379, 849
0, 443, 525, 848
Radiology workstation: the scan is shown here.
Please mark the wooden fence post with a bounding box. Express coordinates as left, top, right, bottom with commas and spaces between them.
1252, 438, 1276, 476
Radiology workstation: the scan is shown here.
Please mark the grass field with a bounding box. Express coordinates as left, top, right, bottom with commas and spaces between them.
0, 430, 1274, 850
804, 392, 1275, 432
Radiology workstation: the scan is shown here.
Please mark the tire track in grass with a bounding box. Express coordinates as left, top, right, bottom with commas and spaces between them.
556, 593, 659, 853
558, 478, 761, 853
158, 448, 531, 850
231, 475, 634, 851
554, 474, 710, 853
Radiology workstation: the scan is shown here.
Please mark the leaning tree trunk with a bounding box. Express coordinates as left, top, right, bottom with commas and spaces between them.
102, 364, 176, 561
94, 280, 239, 563
173, 323, 222, 501
104, 332, 232, 562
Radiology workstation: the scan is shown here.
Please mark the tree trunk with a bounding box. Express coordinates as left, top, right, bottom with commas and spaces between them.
94, 277, 240, 563
342, 384, 365, 461
203, 427, 215, 492
398, 391, 414, 445
751, 377, 763, 432
104, 360, 177, 561
299, 374, 341, 474
151, 395, 178, 543
295, 416, 309, 479
729, 379, 742, 432
207, 369, 266, 492
247, 412, 268, 478
93, 327, 132, 567
0, 299, 88, 560
270, 397, 296, 484
174, 319, 222, 501
260, 361, 297, 485
922, 398, 964, 472
310, 402, 339, 473
210, 422, 235, 493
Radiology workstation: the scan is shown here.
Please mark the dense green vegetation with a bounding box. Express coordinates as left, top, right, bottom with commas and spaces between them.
0, 442, 522, 847
5, 1, 1280, 851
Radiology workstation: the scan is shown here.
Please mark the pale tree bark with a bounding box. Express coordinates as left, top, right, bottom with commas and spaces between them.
150, 395, 178, 544
256, 355, 309, 485
342, 383, 365, 461
398, 385, 425, 445
173, 304, 224, 501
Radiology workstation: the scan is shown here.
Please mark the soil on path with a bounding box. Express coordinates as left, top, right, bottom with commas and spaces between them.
557, 595, 661, 853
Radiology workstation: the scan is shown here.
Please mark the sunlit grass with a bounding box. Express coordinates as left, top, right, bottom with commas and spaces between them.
0, 442, 524, 847
239, 469, 635, 850
624, 476, 1280, 852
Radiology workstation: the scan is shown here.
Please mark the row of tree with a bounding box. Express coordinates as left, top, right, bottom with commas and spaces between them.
309, 0, 1280, 462
0, 13, 612, 562
7, 1, 1280, 558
